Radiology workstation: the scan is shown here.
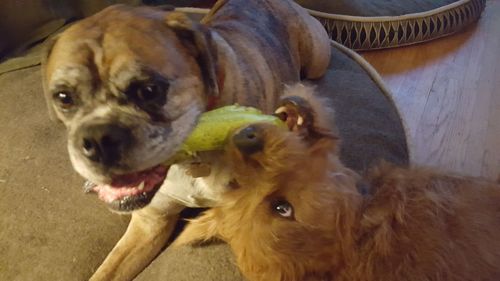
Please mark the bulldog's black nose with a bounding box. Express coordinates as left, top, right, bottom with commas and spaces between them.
80, 124, 132, 166
233, 125, 264, 155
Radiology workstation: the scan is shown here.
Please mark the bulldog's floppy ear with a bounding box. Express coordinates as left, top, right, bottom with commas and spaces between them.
165, 12, 221, 102
41, 35, 60, 122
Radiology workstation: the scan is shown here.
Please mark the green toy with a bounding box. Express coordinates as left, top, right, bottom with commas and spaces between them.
165, 105, 285, 164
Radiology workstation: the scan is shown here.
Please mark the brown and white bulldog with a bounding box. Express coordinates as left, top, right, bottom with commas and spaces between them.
42, 0, 331, 280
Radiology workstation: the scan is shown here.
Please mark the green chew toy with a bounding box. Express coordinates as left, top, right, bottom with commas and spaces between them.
183, 105, 285, 153
165, 105, 285, 165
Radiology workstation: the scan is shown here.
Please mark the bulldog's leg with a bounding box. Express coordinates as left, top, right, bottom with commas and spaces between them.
291, 1, 331, 79
90, 202, 184, 281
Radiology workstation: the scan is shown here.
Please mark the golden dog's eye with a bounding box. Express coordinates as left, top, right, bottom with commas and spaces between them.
53, 91, 75, 110
272, 200, 294, 218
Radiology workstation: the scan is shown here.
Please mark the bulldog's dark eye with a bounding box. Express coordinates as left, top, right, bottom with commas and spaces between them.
271, 199, 294, 219
137, 84, 161, 101
53, 91, 75, 110
127, 80, 168, 108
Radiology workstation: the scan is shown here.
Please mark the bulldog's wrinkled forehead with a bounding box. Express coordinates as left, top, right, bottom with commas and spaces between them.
44, 5, 197, 94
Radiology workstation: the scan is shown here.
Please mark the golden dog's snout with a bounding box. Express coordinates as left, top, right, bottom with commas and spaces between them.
232, 125, 265, 155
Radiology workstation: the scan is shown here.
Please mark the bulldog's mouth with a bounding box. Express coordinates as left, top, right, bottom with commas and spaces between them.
84, 165, 168, 212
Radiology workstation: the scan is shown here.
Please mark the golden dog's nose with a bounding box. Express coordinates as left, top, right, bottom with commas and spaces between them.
232, 125, 264, 155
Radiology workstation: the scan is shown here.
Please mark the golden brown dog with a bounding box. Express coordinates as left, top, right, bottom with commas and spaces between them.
175, 86, 500, 281
41, 0, 331, 280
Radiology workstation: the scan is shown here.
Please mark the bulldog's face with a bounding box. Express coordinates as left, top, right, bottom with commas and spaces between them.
42, 5, 219, 211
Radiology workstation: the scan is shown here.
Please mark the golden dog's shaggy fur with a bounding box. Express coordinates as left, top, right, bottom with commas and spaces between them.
174, 87, 500, 281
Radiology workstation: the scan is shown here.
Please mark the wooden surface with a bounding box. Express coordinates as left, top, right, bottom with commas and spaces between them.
361, 0, 499, 180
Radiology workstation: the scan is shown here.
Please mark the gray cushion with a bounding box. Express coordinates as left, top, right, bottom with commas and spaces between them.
296, 0, 458, 16
295, 0, 486, 50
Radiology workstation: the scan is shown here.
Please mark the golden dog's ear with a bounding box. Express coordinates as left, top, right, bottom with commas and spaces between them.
165, 12, 220, 103
276, 84, 339, 146
41, 35, 60, 122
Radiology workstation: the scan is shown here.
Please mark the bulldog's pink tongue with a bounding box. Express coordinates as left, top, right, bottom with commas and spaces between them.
92, 166, 167, 203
